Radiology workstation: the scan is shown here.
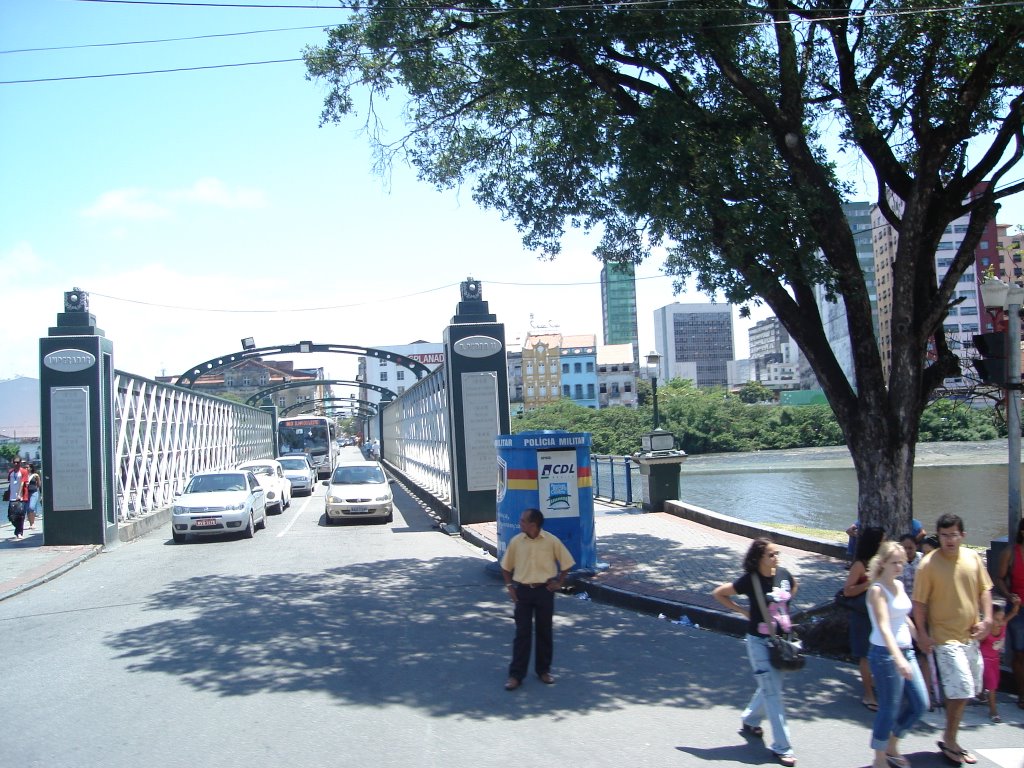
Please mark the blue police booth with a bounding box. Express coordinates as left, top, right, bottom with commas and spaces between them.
494, 431, 596, 571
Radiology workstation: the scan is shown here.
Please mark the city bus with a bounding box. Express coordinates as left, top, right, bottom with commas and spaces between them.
277, 416, 339, 479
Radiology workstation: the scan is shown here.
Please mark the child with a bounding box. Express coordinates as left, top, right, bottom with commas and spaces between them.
981, 596, 1021, 722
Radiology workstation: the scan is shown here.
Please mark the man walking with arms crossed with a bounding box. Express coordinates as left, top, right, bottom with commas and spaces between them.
501, 508, 575, 691
912, 513, 993, 766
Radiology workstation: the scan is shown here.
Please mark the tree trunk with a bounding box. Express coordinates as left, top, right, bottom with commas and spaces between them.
845, 413, 916, 539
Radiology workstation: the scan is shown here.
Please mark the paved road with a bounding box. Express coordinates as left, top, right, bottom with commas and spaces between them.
1, 458, 1021, 767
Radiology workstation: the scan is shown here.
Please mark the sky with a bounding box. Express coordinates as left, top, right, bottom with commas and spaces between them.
2, 1, 1022, 388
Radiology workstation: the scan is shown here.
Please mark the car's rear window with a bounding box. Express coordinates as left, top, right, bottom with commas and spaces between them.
278, 459, 307, 470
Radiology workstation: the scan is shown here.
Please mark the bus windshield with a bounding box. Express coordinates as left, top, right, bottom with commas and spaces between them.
278, 417, 338, 477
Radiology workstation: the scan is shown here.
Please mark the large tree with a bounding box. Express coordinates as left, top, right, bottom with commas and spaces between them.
305, 0, 1024, 535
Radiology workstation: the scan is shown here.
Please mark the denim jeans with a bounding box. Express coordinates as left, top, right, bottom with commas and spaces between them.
743, 634, 793, 757
867, 644, 927, 751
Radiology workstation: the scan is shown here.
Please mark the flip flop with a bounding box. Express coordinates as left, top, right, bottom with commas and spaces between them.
740, 723, 764, 739
885, 755, 910, 768
861, 699, 879, 712
937, 741, 962, 767
959, 749, 977, 765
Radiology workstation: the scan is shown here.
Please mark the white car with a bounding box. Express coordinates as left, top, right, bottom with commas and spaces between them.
171, 470, 268, 543
277, 454, 317, 496
323, 461, 393, 524
237, 459, 291, 514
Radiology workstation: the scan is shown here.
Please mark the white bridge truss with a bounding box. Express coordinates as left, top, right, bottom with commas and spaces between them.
113, 371, 275, 522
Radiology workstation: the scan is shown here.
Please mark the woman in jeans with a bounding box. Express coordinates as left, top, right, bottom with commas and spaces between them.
713, 538, 799, 767
866, 541, 927, 768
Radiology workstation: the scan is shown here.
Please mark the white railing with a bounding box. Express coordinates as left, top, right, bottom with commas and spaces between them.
113, 371, 275, 522
382, 367, 452, 508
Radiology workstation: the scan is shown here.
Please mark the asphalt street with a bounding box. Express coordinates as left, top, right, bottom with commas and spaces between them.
0, 450, 1021, 767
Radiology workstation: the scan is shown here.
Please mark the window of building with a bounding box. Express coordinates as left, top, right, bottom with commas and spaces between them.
224, 376, 234, 387
539, 386, 547, 397
242, 376, 252, 387
574, 362, 582, 373
278, 396, 286, 408
527, 387, 534, 398
586, 362, 594, 372
526, 363, 534, 375
586, 383, 595, 398
980, 240, 989, 249
937, 241, 954, 250
611, 383, 619, 395
539, 364, 546, 375
624, 382, 632, 392
562, 385, 570, 397
574, 384, 583, 399
562, 363, 569, 374
600, 383, 607, 394
259, 374, 269, 386
380, 371, 388, 382
396, 370, 405, 381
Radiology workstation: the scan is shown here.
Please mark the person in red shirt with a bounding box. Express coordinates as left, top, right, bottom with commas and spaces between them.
995, 518, 1024, 710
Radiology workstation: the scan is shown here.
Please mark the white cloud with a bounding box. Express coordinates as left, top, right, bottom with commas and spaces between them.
169, 177, 268, 210
81, 178, 268, 221
81, 188, 172, 221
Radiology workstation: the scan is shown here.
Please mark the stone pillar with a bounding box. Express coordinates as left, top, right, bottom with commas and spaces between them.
442, 278, 510, 527
38, 289, 118, 546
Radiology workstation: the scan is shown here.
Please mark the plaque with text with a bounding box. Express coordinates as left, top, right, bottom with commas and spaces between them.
50, 387, 93, 511
461, 372, 499, 491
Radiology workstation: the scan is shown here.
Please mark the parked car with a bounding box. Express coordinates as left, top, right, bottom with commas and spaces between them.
171, 470, 267, 543
322, 460, 393, 524
276, 454, 317, 496
237, 459, 291, 514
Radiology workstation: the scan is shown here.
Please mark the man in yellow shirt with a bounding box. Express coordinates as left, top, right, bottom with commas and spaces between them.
912, 513, 993, 766
501, 508, 575, 691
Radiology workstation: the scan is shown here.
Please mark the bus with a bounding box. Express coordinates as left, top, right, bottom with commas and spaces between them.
277, 416, 339, 479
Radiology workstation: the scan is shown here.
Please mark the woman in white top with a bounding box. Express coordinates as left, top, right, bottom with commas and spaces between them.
866, 541, 928, 768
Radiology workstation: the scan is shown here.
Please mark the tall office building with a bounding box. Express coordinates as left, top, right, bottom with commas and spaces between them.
652, 302, 734, 387
600, 261, 639, 365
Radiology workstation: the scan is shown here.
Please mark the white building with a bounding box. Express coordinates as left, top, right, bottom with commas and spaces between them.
596, 343, 638, 408
358, 340, 445, 408
652, 302, 734, 387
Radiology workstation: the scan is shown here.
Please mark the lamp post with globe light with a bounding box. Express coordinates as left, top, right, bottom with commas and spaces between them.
646, 350, 662, 431
978, 276, 1024, 567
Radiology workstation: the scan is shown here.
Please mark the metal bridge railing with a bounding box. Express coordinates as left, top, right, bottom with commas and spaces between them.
591, 454, 642, 505
381, 366, 452, 506
113, 371, 275, 522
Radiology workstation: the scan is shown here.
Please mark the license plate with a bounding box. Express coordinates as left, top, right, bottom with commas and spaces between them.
349, 507, 369, 515
194, 518, 218, 527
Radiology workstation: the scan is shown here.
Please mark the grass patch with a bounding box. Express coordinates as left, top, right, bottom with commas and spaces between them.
761, 522, 846, 542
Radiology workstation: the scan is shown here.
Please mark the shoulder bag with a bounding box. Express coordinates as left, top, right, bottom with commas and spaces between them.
752, 575, 806, 672
834, 585, 868, 614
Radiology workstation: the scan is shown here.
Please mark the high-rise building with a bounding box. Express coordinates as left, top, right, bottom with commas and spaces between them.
652, 302, 734, 387
600, 262, 639, 366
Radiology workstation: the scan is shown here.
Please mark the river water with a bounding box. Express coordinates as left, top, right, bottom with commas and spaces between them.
675, 441, 1017, 546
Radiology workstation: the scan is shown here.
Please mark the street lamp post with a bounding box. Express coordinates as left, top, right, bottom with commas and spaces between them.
979, 277, 1024, 558
646, 350, 661, 430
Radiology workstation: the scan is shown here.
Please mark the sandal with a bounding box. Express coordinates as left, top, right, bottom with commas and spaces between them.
885, 755, 910, 768
772, 752, 796, 767
861, 699, 879, 712
740, 723, 764, 739
959, 749, 977, 765
937, 741, 962, 767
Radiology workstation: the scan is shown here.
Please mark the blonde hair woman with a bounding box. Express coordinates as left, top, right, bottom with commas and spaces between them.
865, 541, 927, 768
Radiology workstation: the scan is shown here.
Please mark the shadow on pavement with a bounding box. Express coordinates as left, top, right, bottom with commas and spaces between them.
108, 548, 860, 726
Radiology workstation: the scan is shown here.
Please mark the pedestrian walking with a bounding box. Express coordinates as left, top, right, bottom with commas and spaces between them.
912, 513, 993, 766
994, 517, 1024, 710
712, 537, 799, 767
6, 457, 28, 540
26, 462, 40, 529
843, 525, 886, 712
865, 541, 928, 768
898, 533, 932, 702
500, 508, 575, 691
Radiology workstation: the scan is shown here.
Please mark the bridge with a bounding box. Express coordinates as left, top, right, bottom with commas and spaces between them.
36, 281, 510, 546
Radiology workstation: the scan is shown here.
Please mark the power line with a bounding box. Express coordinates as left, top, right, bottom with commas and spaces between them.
1, 57, 303, 84
0, 25, 339, 55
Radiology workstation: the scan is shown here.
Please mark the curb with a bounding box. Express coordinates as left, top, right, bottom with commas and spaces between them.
0, 544, 103, 602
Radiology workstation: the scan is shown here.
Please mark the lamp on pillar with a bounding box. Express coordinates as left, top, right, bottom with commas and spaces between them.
979, 276, 1024, 575
646, 350, 662, 431
241, 337, 256, 351
632, 349, 685, 511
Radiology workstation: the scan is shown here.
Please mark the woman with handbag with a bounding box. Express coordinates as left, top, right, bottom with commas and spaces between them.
712, 537, 799, 767
865, 541, 927, 768
994, 518, 1024, 709
843, 525, 886, 711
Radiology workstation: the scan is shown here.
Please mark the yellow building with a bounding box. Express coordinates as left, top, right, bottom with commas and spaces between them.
521, 333, 562, 410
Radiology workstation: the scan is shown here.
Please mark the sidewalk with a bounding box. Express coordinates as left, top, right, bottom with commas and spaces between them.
462, 503, 849, 634
0, 516, 102, 601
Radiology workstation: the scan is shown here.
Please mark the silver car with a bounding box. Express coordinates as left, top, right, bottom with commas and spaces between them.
277, 455, 317, 496
323, 461, 393, 524
171, 470, 268, 543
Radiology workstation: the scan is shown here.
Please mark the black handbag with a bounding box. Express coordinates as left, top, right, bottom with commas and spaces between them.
834, 587, 868, 614
752, 575, 806, 672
